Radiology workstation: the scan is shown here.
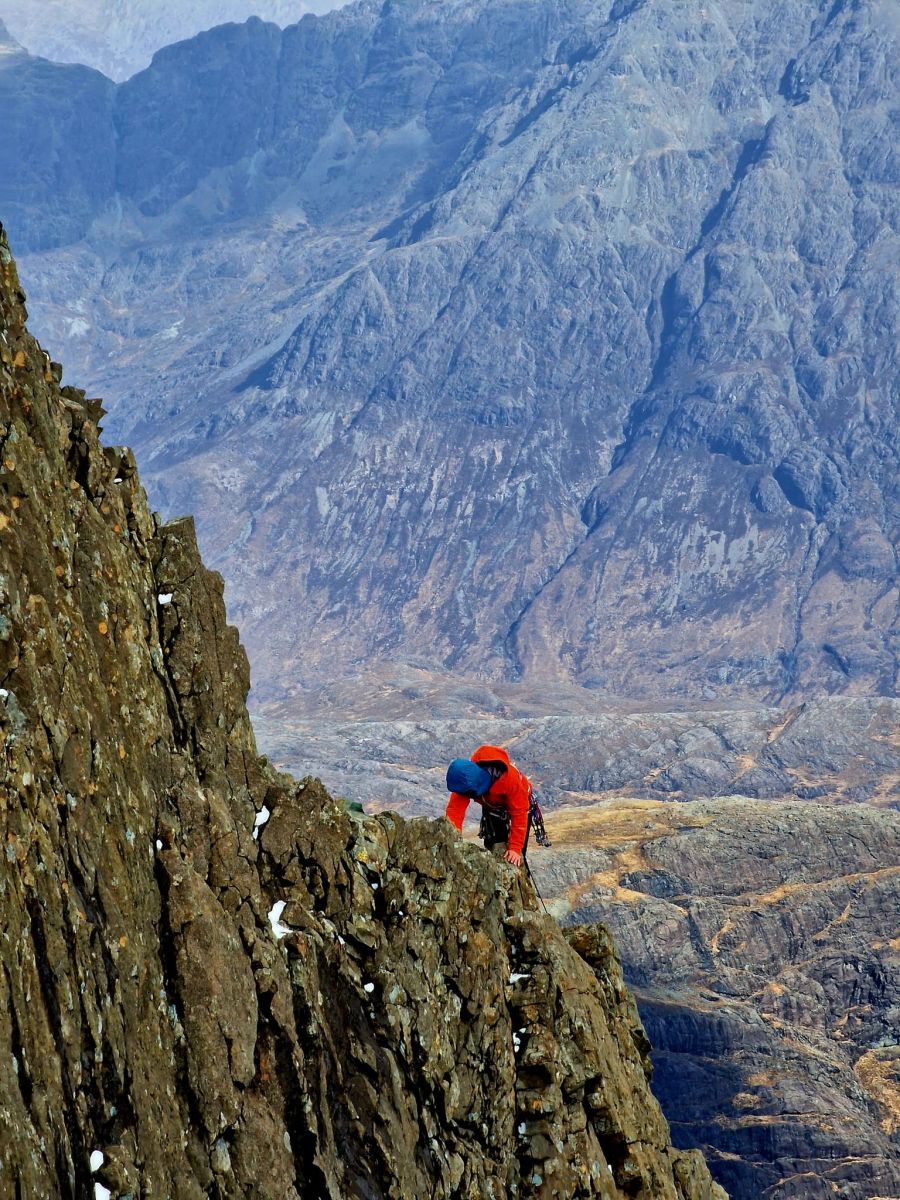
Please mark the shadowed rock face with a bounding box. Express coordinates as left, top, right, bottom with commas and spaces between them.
0, 225, 726, 1198
533, 798, 900, 1200
4, 0, 897, 708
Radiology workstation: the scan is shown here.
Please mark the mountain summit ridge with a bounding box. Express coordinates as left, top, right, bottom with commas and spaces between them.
0, 0, 351, 80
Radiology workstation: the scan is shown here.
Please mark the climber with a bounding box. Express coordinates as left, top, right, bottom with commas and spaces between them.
445, 745, 533, 867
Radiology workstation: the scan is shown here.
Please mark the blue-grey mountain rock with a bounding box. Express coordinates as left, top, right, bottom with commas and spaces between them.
0, 27, 115, 251
0, 0, 348, 81
3, 0, 898, 708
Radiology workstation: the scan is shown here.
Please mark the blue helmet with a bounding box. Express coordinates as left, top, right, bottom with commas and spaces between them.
446, 758, 492, 796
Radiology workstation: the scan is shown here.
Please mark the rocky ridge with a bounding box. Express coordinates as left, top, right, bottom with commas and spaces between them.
0, 224, 726, 1197
0, 1, 347, 81
4, 0, 897, 707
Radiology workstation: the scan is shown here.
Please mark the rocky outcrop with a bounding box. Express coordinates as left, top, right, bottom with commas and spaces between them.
4, 0, 898, 709
0, 225, 726, 1197
534, 797, 900, 1200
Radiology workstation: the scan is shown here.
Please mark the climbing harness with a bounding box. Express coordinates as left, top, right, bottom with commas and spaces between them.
478, 804, 512, 848
476, 796, 552, 913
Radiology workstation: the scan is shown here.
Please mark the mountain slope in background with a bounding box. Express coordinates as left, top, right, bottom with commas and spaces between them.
3, 0, 898, 708
0, 0, 349, 80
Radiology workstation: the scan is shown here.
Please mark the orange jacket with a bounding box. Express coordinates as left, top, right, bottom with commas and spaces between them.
445, 745, 533, 856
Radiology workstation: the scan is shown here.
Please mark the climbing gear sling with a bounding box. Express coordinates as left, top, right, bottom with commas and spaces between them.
529, 795, 551, 847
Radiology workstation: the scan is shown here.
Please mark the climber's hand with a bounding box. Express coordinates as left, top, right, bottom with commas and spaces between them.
504, 849, 522, 867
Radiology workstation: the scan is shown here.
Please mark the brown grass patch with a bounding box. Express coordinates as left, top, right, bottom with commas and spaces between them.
854, 1049, 900, 1134
549, 799, 712, 908
754, 866, 900, 907
548, 798, 710, 852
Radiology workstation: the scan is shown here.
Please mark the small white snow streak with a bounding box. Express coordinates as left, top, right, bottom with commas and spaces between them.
95, 1187, 111, 1200
509, 972, 529, 984
268, 901, 291, 940
363, 982, 375, 994
253, 805, 271, 840
157, 593, 173, 605
90, 1150, 104, 1172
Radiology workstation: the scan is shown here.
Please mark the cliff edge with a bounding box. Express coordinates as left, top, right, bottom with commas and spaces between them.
0, 222, 726, 1198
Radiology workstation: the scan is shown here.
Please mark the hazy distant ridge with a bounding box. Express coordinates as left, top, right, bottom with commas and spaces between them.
0, 0, 349, 80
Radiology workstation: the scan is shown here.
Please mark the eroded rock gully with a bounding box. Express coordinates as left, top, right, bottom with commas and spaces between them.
0, 224, 725, 1198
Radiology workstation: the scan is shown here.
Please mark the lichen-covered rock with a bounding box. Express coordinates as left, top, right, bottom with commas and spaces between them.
0, 223, 726, 1198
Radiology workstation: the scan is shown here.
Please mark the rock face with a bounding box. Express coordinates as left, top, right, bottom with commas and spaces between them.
0, 1, 348, 81
534, 797, 900, 1200
0, 225, 726, 1197
4, 0, 898, 709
